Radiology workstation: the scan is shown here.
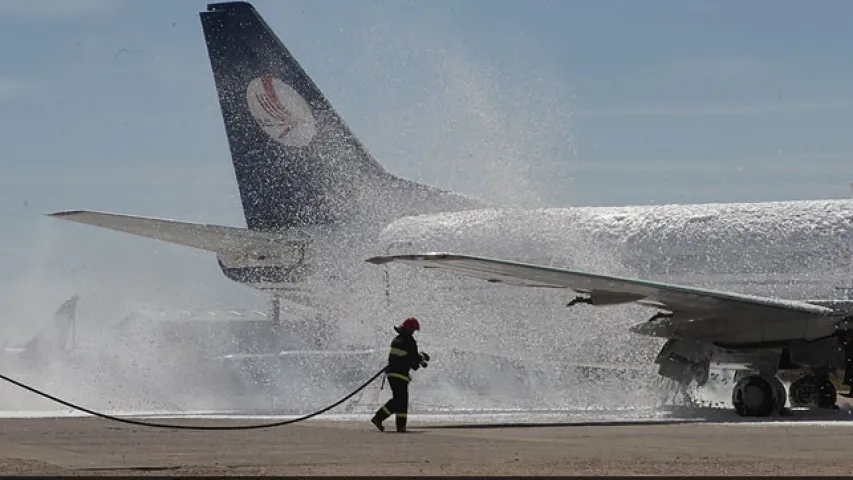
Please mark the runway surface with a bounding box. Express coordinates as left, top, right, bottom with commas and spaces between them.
4, 411, 853, 476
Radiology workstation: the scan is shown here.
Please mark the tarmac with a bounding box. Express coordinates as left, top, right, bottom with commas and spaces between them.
4, 414, 853, 476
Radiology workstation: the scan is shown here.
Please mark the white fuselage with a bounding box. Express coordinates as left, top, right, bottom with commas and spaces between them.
371, 199, 853, 363
378, 199, 853, 298
251, 198, 852, 363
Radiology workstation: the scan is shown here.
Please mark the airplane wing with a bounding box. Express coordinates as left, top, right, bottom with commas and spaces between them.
48, 210, 309, 254
367, 253, 843, 343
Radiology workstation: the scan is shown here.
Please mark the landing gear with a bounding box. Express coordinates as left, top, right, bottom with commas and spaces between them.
267, 293, 335, 349
731, 374, 787, 417
788, 373, 837, 409
768, 375, 787, 414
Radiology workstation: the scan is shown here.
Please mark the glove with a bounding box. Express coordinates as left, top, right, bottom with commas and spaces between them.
419, 351, 430, 368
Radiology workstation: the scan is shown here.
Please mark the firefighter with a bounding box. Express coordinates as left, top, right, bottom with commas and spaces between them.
371, 317, 429, 433
839, 328, 853, 396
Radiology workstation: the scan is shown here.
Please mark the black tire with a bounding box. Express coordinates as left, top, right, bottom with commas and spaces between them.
816, 380, 837, 409
732, 375, 776, 417
788, 375, 813, 407
788, 375, 837, 409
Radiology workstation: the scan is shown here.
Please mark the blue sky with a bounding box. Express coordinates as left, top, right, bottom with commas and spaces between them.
1, 0, 852, 318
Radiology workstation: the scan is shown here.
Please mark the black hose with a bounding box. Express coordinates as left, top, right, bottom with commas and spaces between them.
0, 366, 387, 431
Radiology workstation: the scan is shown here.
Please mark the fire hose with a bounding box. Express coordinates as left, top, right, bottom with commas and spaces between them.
0, 365, 388, 431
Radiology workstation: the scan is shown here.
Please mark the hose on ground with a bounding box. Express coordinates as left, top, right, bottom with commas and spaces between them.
0, 366, 387, 431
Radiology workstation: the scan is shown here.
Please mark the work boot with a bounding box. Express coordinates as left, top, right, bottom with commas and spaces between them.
396, 417, 407, 433
370, 415, 385, 432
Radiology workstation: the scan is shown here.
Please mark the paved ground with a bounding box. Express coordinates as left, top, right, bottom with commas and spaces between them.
3, 416, 853, 476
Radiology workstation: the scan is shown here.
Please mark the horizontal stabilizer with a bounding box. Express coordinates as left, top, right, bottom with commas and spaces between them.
48, 210, 309, 254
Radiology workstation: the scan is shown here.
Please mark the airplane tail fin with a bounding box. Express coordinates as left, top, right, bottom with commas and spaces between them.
50, 294, 78, 351
17, 294, 79, 354
199, 2, 480, 232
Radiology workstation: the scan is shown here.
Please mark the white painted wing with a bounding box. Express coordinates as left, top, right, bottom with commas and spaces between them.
366, 253, 838, 320
48, 210, 309, 254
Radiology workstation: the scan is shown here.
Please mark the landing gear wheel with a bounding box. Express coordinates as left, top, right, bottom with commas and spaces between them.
816, 380, 837, 409
789, 374, 838, 409
789, 376, 813, 407
732, 375, 777, 417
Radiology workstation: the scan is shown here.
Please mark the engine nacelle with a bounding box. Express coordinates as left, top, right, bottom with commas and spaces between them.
654, 339, 712, 386
786, 336, 846, 368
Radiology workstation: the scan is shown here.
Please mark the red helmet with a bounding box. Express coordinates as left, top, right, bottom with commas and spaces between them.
401, 317, 420, 333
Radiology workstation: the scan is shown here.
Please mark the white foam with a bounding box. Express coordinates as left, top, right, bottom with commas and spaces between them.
381, 199, 853, 286
4, 199, 850, 421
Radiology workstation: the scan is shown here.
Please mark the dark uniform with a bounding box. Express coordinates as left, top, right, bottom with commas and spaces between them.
839, 328, 853, 396
371, 321, 425, 432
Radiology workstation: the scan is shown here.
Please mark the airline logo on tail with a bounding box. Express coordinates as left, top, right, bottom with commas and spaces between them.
246, 75, 316, 147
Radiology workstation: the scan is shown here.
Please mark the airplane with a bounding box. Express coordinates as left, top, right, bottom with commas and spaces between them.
366, 252, 853, 417
43, 2, 853, 402
0, 294, 80, 374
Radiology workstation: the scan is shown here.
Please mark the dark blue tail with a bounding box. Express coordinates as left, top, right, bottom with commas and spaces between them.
200, 2, 480, 233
